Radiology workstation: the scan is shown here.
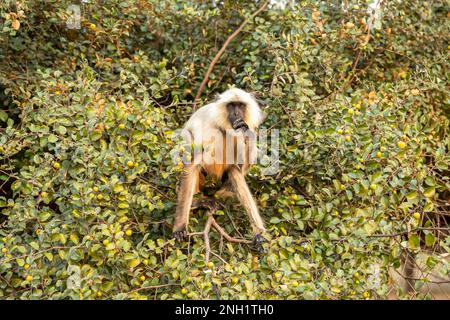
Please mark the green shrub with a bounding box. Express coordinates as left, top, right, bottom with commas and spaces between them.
0, 0, 448, 299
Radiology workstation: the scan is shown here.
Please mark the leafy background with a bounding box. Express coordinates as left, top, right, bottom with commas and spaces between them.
0, 0, 449, 299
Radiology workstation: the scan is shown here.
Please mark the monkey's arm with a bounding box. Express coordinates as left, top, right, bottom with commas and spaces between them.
173, 164, 200, 240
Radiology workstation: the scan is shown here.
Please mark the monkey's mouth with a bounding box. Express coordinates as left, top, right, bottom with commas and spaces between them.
232, 118, 249, 132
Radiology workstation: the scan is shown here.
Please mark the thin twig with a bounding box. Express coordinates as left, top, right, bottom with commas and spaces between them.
129, 283, 180, 293
193, 0, 270, 109
210, 218, 252, 244
394, 269, 450, 285
369, 227, 450, 238
187, 204, 252, 263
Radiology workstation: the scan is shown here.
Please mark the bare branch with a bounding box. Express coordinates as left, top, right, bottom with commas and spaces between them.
193, 0, 270, 109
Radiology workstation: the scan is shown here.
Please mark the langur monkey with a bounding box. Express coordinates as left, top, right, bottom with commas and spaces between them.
173, 88, 267, 249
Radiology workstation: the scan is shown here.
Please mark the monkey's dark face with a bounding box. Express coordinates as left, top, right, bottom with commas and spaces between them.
226, 101, 249, 132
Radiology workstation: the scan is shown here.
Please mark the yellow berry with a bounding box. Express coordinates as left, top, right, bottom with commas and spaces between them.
25, 275, 33, 282
103, 239, 110, 246
347, 109, 354, 115
1, 248, 7, 253
231, 277, 239, 284
291, 280, 299, 288
207, 262, 214, 269
97, 291, 102, 297
40, 191, 48, 197
397, 141, 406, 149
363, 291, 370, 298
140, 275, 146, 282
145, 118, 152, 126
125, 229, 132, 236
24, 264, 30, 270
376, 151, 382, 158
181, 288, 188, 295
345, 135, 352, 142
53, 162, 61, 169
118, 123, 125, 129
370, 184, 377, 190
413, 212, 420, 220
278, 208, 284, 213
337, 129, 343, 134
143, 259, 149, 265
126, 160, 134, 168
93, 186, 99, 192
97, 194, 104, 200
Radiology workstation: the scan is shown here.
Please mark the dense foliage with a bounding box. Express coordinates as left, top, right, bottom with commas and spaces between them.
0, 0, 449, 299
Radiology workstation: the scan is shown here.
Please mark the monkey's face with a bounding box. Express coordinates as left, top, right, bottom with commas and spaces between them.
226, 101, 249, 132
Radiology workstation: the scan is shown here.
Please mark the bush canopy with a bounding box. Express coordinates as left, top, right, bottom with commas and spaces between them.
0, 0, 449, 299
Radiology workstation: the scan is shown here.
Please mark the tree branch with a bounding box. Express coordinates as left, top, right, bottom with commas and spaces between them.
193, 0, 270, 109
188, 204, 252, 263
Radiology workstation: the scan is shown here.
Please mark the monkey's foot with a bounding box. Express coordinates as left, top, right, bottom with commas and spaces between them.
252, 234, 267, 253
172, 229, 187, 242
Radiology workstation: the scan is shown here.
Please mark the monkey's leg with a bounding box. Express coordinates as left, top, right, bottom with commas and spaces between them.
173, 164, 200, 241
227, 166, 266, 251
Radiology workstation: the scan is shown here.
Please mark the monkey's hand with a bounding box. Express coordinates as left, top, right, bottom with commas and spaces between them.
252, 234, 267, 254
232, 118, 249, 132
172, 228, 187, 242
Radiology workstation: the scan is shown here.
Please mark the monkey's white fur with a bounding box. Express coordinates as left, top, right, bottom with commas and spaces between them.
173, 88, 267, 238
184, 88, 265, 136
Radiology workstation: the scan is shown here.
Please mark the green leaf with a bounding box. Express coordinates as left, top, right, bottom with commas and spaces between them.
406, 191, 418, 201
127, 259, 140, 268
48, 134, 58, 143
423, 187, 435, 198
425, 233, 435, 247
29, 242, 39, 250
270, 217, 281, 224
408, 234, 420, 249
